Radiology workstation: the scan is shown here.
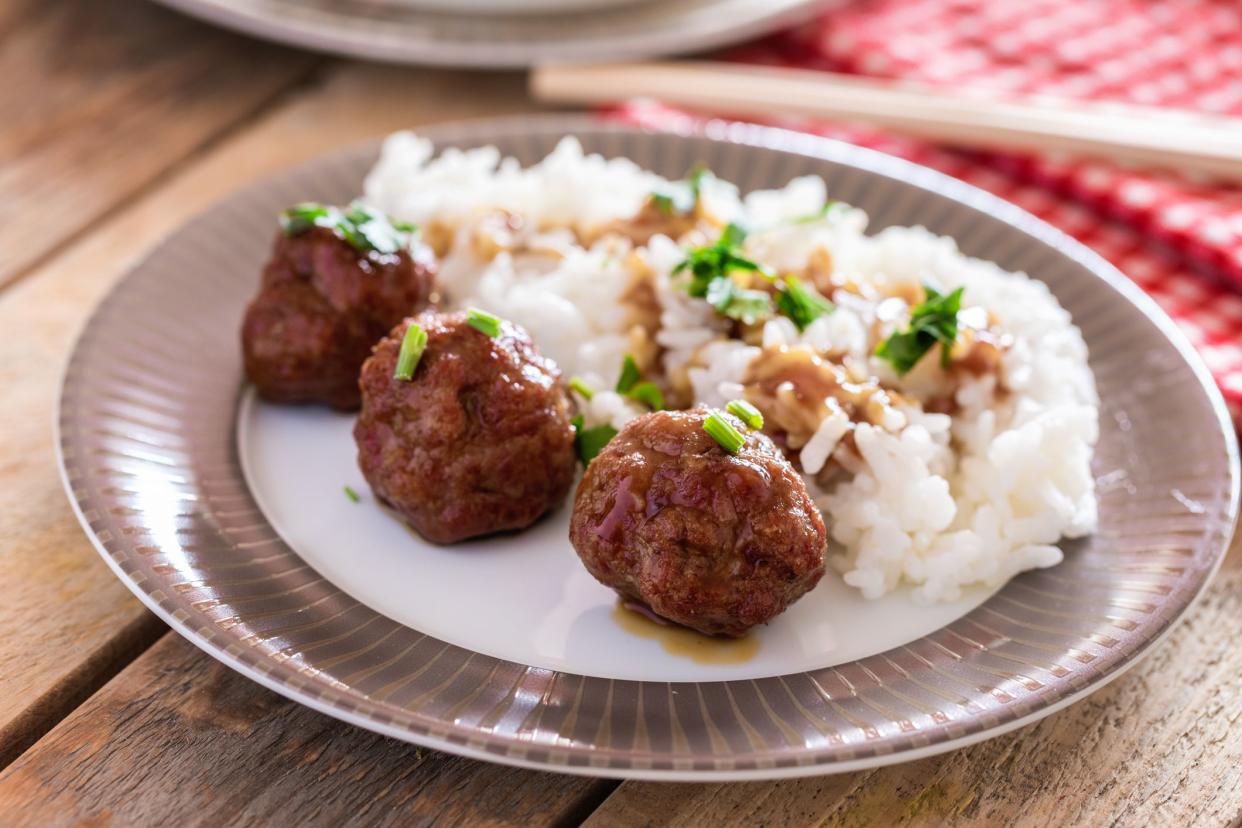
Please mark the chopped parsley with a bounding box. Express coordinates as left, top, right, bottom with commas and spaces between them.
615, 355, 665, 411
650, 192, 680, 215
674, 223, 775, 324
615, 355, 641, 395
874, 285, 965, 375
626, 382, 665, 411
703, 410, 746, 454
571, 415, 618, 465
343, 485, 361, 503
280, 201, 415, 255
705, 278, 773, 326
775, 275, 833, 331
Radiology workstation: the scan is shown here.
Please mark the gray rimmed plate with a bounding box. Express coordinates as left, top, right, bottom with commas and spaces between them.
149, 0, 834, 68
58, 115, 1238, 780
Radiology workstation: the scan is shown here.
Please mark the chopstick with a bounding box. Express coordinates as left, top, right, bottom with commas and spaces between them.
530, 61, 1242, 182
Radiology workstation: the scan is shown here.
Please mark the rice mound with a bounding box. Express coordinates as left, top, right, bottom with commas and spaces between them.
363, 132, 1099, 603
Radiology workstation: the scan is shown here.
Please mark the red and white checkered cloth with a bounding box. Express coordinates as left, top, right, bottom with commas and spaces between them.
610, 0, 1242, 424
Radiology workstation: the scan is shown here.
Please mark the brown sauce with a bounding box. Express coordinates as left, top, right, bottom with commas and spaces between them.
619, 251, 663, 374
611, 601, 760, 665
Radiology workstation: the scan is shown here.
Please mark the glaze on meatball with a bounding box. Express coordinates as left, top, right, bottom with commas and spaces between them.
569, 408, 827, 637
354, 310, 576, 544
242, 223, 436, 409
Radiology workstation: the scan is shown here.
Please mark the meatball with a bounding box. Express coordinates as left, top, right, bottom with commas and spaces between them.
354, 310, 576, 544
569, 408, 826, 637
242, 221, 436, 409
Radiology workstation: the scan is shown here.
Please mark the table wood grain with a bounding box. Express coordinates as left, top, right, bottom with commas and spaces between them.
0, 634, 613, 828
0, 0, 319, 290
2, 2, 1239, 824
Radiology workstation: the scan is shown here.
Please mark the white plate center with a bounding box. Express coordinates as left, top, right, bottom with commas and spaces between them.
238, 392, 999, 682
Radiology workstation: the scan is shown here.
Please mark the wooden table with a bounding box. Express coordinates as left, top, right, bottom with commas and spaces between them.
4, 2, 1242, 824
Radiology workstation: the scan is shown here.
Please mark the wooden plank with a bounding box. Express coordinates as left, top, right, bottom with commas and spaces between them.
0, 61, 538, 767
0, 633, 616, 827
0, 0, 320, 289
585, 535, 1242, 827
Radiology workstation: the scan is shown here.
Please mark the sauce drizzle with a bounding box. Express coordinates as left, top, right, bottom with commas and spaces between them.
611, 601, 760, 665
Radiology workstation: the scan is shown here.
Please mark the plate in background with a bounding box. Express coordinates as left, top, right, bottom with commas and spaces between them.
149, 0, 836, 68
58, 115, 1238, 779
400, 0, 646, 15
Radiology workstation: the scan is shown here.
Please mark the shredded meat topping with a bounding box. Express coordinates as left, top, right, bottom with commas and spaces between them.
421, 219, 455, 259
742, 345, 902, 450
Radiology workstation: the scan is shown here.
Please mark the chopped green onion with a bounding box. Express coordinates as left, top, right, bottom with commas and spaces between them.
726, 399, 764, 430
775, 275, 834, 331
703, 410, 746, 454
343, 485, 361, 503
279, 201, 415, 255
627, 381, 665, 411
569, 377, 594, 400
571, 414, 617, 465
616, 355, 641, 394
466, 307, 502, 338
393, 323, 428, 381
874, 285, 965, 375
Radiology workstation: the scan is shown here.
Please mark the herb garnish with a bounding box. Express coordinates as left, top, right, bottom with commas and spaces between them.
874, 285, 965, 375
675, 226, 843, 330
466, 307, 502, 338
703, 409, 746, 454
343, 485, 361, 503
568, 377, 594, 400
567, 356, 664, 465
775, 275, 834, 331
651, 165, 712, 216
571, 414, 618, 465
674, 223, 775, 324
280, 201, 415, 255
615, 355, 640, 394
393, 323, 428, 381
615, 355, 665, 411
726, 399, 764, 430
626, 383, 664, 411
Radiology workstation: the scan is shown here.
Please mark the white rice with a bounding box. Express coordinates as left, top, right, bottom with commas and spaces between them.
363, 133, 1099, 603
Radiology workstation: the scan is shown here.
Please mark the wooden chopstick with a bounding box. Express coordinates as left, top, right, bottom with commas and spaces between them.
530, 61, 1242, 182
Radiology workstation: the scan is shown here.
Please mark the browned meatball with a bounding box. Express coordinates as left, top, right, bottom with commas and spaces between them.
242, 221, 436, 410
569, 408, 826, 637
354, 310, 576, 544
